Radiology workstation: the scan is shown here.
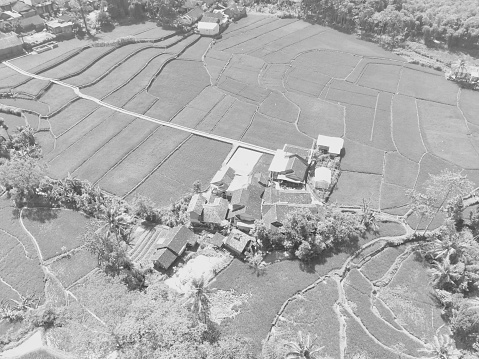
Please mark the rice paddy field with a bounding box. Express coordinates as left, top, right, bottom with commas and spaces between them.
1, 14, 479, 357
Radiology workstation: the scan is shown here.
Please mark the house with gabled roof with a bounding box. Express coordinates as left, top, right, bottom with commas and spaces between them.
183, 6, 203, 25
210, 166, 235, 191
202, 197, 229, 227
268, 149, 309, 185
223, 228, 253, 256
187, 193, 206, 224
229, 184, 263, 223
206, 232, 225, 248
151, 225, 197, 270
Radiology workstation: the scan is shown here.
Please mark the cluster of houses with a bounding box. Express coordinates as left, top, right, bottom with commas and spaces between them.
180, 0, 246, 36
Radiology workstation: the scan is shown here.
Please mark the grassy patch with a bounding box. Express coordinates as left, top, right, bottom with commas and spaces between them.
212, 100, 257, 140
47, 99, 98, 137
21, 208, 91, 261
384, 152, 418, 189
330, 171, 382, 209
287, 91, 344, 138
146, 60, 210, 121
344, 269, 423, 356
378, 253, 445, 341
361, 246, 407, 281
341, 139, 384, 175
242, 112, 314, 150
273, 278, 340, 359
47, 112, 135, 179
398, 67, 458, 106
259, 92, 298, 123
357, 63, 402, 93
391, 94, 426, 163
49, 249, 97, 288
98, 127, 189, 196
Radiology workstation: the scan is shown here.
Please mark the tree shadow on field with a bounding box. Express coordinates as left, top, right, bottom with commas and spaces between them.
22, 207, 59, 223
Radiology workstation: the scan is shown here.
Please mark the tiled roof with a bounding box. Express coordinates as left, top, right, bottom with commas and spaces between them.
12, 1, 32, 12
151, 248, 177, 269
0, 32, 21, 51
19, 14, 44, 26
208, 232, 225, 247
285, 156, 308, 182
202, 198, 229, 224
224, 229, 252, 255
283, 144, 309, 159
187, 193, 205, 215
157, 225, 195, 255
186, 6, 203, 19
203, 11, 222, 18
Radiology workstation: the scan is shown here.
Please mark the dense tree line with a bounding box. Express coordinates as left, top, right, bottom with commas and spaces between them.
298, 0, 479, 48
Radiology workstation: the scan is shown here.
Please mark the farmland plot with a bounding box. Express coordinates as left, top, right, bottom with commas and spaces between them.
0, 98, 49, 115
220, 53, 265, 86
259, 64, 288, 92
285, 67, 330, 97
122, 91, 158, 114
48, 249, 97, 288
324, 80, 378, 108
380, 183, 410, 213
330, 171, 382, 209
357, 63, 402, 93
459, 88, 479, 126
383, 152, 418, 189
211, 99, 257, 140
344, 105, 375, 144
14, 78, 50, 98
38, 84, 78, 114
258, 92, 298, 123
195, 95, 236, 132
0, 113, 26, 129
292, 51, 361, 79
341, 139, 384, 175
369, 92, 396, 151
47, 99, 98, 137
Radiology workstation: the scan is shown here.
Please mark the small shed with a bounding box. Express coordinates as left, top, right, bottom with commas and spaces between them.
0, 32, 23, 61
314, 167, 332, 190
198, 21, 219, 36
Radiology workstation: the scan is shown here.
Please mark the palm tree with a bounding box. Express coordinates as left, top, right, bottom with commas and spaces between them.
429, 258, 458, 291
184, 276, 212, 325
418, 334, 461, 359
285, 331, 324, 359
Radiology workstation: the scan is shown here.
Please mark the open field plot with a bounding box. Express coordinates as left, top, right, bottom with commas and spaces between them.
287, 91, 344, 137
272, 278, 340, 359
242, 112, 314, 150
292, 50, 361, 79
14, 78, 50, 98
285, 66, 330, 97
330, 171, 382, 208
129, 136, 231, 204
397, 68, 458, 105
341, 139, 384, 175
324, 80, 378, 109
146, 59, 210, 121
344, 269, 424, 357
378, 253, 445, 341
64, 43, 154, 87
384, 152, 418, 189
258, 92, 298, 123
357, 63, 402, 93
44, 107, 115, 161
344, 104, 375, 144
40, 47, 113, 80
47, 99, 98, 137
71, 118, 159, 184
0, 98, 49, 115
82, 48, 164, 99
459, 89, 479, 126
391, 95, 426, 162
103, 53, 171, 108
98, 127, 189, 196
47, 112, 135, 178
21, 208, 91, 261
38, 85, 78, 114
417, 100, 479, 169
48, 249, 97, 288
194, 95, 236, 132
211, 99, 257, 140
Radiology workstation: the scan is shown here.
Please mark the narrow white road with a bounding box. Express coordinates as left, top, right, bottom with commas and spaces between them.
3, 61, 276, 156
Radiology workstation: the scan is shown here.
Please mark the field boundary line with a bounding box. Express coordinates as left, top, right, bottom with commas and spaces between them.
412, 153, 427, 190
0, 276, 23, 301
456, 88, 479, 159
219, 16, 278, 40
413, 99, 428, 154
56, 47, 117, 80
378, 151, 386, 211
369, 93, 380, 141
388, 94, 400, 154
395, 66, 404, 94
0, 227, 35, 260
344, 56, 364, 83
214, 54, 233, 86
193, 90, 226, 130
54, 104, 100, 139
3, 60, 276, 155
18, 208, 45, 263
122, 135, 193, 199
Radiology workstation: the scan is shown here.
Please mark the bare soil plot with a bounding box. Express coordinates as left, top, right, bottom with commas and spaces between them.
384, 152, 418, 188
417, 100, 479, 169
242, 112, 314, 150
64, 43, 153, 87
130, 136, 231, 204
211, 99, 257, 140
370, 92, 396, 151
292, 50, 361, 79
38, 85, 78, 114
341, 139, 384, 175
44, 107, 115, 161
72, 118, 159, 184
259, 64, 288, 92
195, 95, 236, 132
258, 92, 298, 123
287, 91, 344, 137
22, 208, 90, 261
48, 249, 97, 288
325, 80, 378, 109
378, 253, 445, 341
15, 78, 50, 97
98, 127, 189, 196
391, 95, 426, 163
357, 63, 402, 93
330, 171, 382, 209
0, 98, 49, 115
82, 48, 163, 99
344, 104, 375, 144
47, 99, 98, 137
459, 88, 479, 126
40, 47, 113, 79
397, 67, 458, 105
147, 60, 210, 121
285, 67, 330, 97
102, 53, 170, 108
47, 112, 135, 178
344, 269, 424, 356
273, 278, 340, 359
